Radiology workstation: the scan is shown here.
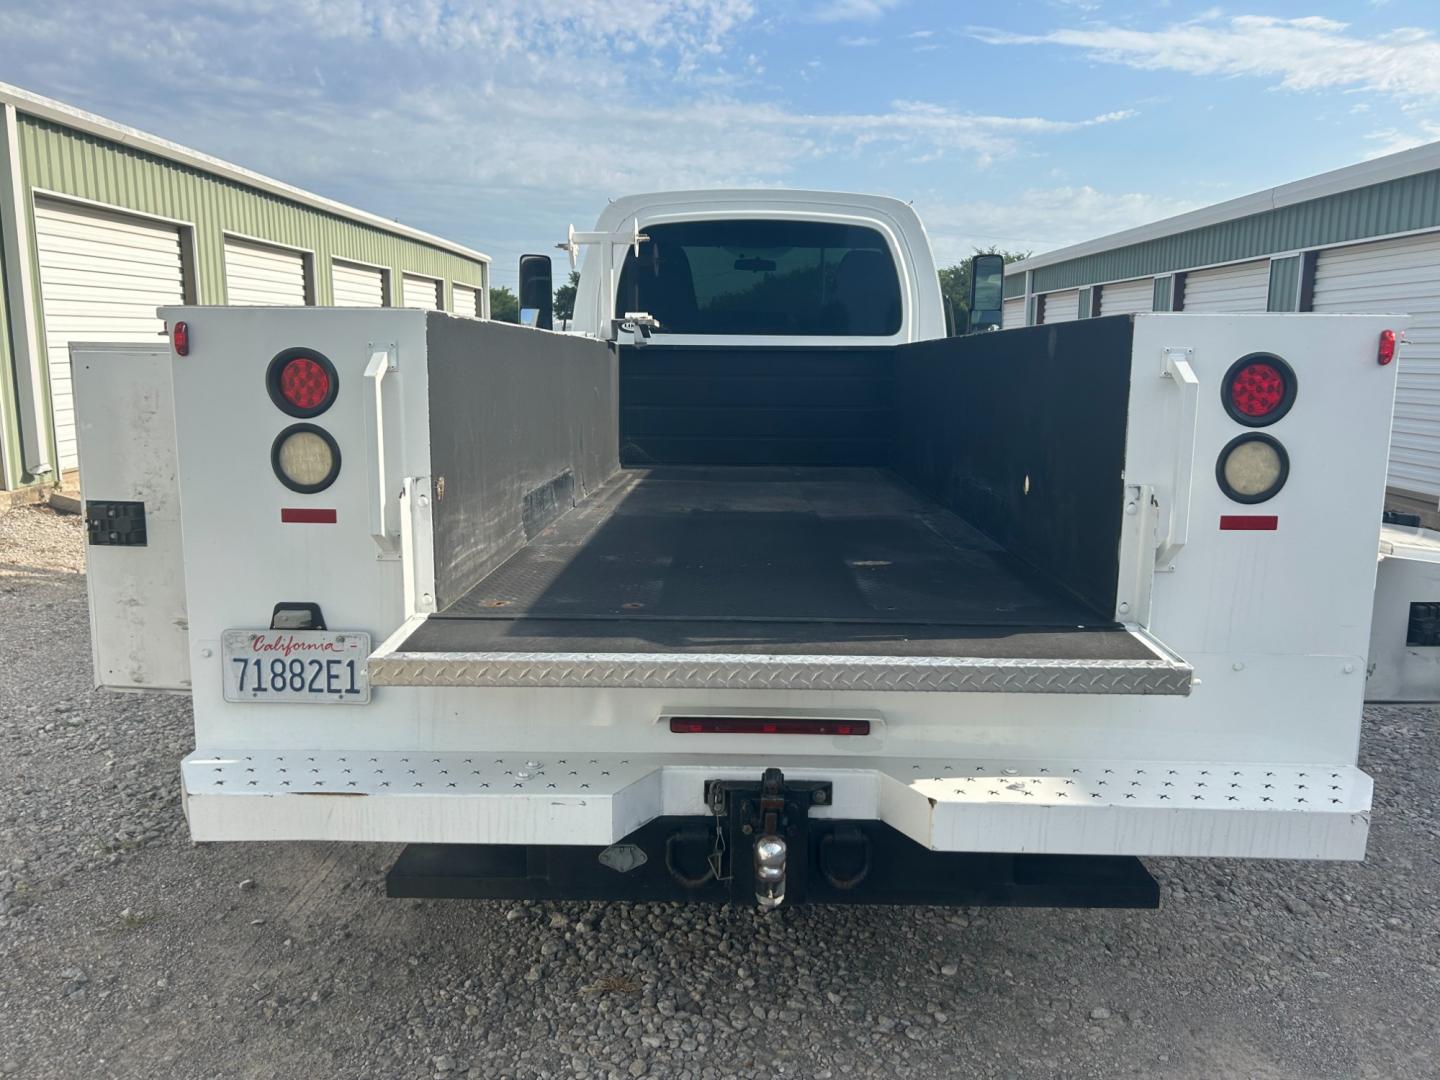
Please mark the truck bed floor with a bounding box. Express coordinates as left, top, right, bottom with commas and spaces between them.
403, 467, 1151, 661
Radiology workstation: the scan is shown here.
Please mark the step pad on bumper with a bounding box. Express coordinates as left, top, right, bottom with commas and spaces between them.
181, 752, 1371, 860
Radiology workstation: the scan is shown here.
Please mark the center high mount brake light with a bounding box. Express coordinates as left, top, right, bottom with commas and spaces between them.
669, 717, 870, 736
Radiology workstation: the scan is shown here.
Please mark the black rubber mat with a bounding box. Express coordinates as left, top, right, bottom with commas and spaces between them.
409, 467, 1145, 659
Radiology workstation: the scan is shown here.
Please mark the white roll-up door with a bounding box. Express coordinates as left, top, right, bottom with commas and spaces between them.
1040, 289, 1079, 324
223, 237, 309, 306
331, 260, 386, 307
1181, 260, 1269, 313
402, 273, 443, 310
1313, 232, 1440, 498
1098, 278, 1152, 316
33, 199, 186, 472
1002, 296, 1025, 329
452, 284, 481, 319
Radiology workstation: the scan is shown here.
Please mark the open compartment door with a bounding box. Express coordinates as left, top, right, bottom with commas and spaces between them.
73, 343, 190, 692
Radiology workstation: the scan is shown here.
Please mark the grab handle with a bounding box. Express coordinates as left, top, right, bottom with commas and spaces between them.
1156, 348, 1199, 569
364, 348, 399, 555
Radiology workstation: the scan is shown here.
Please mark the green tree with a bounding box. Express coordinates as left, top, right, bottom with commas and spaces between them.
937, 247, 1030, 334
554, 270, 580, 321
489, 286, 519, 324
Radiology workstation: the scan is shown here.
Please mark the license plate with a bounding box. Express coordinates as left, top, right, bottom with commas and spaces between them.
221, 629, 371, 704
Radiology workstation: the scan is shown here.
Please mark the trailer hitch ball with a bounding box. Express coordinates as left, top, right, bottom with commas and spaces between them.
754, 834, 788, 910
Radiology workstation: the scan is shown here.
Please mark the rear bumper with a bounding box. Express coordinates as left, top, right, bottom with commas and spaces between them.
181, 751, 1372, 860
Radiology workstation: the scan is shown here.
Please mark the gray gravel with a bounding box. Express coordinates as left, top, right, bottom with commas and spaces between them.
0, 503, 1437, 1079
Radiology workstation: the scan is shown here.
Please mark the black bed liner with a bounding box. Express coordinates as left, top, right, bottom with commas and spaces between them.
404, 466, 1147, 662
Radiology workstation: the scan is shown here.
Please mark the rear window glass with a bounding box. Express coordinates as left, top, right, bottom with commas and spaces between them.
615, 219, 902, 336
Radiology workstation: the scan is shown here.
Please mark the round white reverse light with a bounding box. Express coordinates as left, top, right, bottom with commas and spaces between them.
272, 424, 340, 493
1217, 433, 1288, 504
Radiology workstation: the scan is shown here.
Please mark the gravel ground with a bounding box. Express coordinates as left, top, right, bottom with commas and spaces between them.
0, 504, 1436, 1080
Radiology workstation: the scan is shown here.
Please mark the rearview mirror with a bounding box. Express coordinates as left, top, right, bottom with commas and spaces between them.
518, 254, 554, 330
967, 253, 1005, 332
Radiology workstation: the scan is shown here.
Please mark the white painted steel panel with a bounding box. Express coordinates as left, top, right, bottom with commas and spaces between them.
1002, 296, 1025, 329
33, 200, 185, 471
72, 344, 189, 691
452, 284, 481, 319
1098, 278, 1152, 316
1368, 524, 1440, 701
223, 237, 308, 306
181, 750, 1371, 858
331, 260, 385, 307
402, 272, 443, 310
1181, 260, 1269, 313
1039, 289, 1079, 324
1313, 232, 1440, 497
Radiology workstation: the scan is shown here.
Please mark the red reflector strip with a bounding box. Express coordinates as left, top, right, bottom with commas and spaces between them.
669, 717, 870, 736
281, 508, 337, 524
1220, 515, 1278, 531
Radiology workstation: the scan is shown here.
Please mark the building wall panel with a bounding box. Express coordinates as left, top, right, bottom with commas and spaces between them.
1313, 232, 1440, 498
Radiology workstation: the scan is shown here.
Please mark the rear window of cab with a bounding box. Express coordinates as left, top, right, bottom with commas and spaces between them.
615, 219, 902, 336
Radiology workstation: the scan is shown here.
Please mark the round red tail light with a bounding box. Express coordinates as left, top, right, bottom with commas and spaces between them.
1222, 353, 1295, 426
266, 348, 338, 417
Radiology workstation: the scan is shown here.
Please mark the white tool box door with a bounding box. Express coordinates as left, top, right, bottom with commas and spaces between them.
72, 343, 190, 692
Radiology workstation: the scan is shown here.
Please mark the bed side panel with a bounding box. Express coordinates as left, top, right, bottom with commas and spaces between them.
893, 317, 1134, 616
426, 317, 619, 611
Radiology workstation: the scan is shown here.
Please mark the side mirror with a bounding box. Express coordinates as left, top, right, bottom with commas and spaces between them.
518, 254, 554, 330
967, 253, 1005, 332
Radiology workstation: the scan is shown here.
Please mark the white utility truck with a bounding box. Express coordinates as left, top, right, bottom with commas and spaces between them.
74, 190, 1400, 909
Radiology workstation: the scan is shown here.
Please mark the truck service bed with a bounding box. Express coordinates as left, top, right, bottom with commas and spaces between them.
394, 466, 1153, 664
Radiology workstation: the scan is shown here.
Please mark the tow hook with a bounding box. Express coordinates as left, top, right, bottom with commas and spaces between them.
704, 767, 831, 911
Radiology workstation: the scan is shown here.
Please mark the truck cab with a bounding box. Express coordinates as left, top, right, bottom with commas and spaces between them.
74, 189, 1398, 909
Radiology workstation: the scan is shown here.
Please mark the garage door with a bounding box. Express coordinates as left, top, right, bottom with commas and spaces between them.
1002, 296, 1025, 329
331, 260, 386, 307
1181, 260, 1269, 313
1313, 232, 1440, 498
452, 284, 482, 319
402, 273, 443, 310
1098, 278, 1152, 316
223, 238, 308, 306
1039, 289, 1079, 324
33, 200, 186, 472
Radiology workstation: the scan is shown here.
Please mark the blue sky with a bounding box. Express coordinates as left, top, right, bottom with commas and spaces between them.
3, 1, 1439, 287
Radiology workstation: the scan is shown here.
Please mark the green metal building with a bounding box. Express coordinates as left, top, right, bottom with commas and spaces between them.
0, 82, 491, 495
1003, 142, 1440, 511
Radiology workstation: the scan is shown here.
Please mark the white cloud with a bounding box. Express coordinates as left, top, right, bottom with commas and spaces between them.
0, 0, 1140, 276
809, 0, 903, 23
919, 186, 1202, 265
839, 35, 879, 46
1364, 122, 1440, 158
972, 15, 1440, 101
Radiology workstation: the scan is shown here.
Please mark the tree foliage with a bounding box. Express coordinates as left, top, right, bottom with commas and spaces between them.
937, 247, 1030, 333
489, 286, 519, 324
553, 270, 580, 321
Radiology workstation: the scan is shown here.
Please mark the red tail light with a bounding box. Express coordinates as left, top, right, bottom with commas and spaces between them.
669, 717, 871, 736
171, 321, 189, 356
1223, 353, 1295, 426
1378, 329, 1397, 366
266, 348, 338, 418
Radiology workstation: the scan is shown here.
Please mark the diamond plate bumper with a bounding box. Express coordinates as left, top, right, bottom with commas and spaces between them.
181, 752, 1370, 859
366, 650, 1193, 695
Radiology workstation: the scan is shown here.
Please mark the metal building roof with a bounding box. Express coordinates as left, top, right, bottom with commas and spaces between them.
0, 81, 489, 265
1006, 139, 1440, 295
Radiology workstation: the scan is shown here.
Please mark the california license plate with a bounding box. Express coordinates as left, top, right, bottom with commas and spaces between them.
221, 629, 371, 704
